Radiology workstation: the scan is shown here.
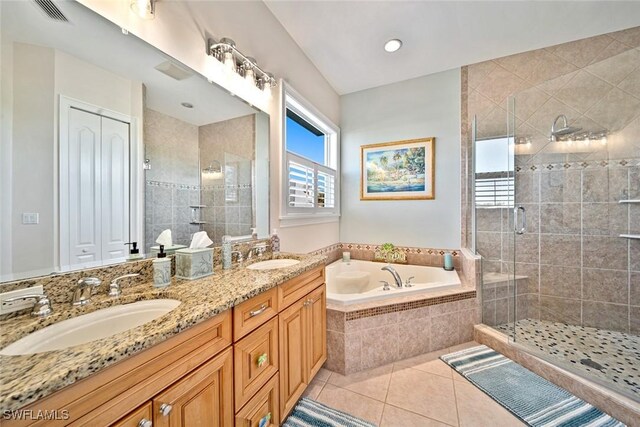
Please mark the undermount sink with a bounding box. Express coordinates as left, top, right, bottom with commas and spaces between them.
246, 259, 301, 270
1, 299, 181, 356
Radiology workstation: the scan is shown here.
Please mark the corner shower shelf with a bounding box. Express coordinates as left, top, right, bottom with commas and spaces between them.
190, 221, 208, 225
618, 200, 640, 204
189, 205, 208, 208
619, 234, 640, 239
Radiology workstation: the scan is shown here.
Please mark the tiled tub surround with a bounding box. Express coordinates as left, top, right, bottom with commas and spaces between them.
475, 325, 640, 426
0, 246, 312, 411
312, 244, 481, 375
325, 293, 480, 375
463, 25, 640, 334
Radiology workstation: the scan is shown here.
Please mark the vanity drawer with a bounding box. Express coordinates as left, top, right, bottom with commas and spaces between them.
233, 287, 279, 341
235, 375, 280, 427
278, 266, 325, 310
234, 317, 279, 411
111, 402, 152, 427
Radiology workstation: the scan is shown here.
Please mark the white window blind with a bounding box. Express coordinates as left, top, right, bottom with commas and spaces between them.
475, 175, 514, 207
287, 152, 336, 212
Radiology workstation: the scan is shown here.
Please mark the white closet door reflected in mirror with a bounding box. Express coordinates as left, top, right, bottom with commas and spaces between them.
60, 102, 131, 271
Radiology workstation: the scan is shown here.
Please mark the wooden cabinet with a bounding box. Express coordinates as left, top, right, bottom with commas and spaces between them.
153, 347, 234, 427
306, 285, 327, 381
9, 266, 326, 427
235, 375, 280, 427
111, 402, 152, 427
278, 296, 308, 418
234, 317, 279, 410
279, 282, 327, 418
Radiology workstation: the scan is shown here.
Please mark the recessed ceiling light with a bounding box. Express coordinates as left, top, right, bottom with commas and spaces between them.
384, 39, 403, 53
181, 102, 194, 109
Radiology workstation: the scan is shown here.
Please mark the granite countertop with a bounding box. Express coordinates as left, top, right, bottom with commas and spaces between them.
0, 253, 326, 411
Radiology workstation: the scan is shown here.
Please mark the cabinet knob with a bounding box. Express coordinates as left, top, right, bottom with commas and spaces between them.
138, 419, 152, 427
257, 353, 268, 367
159, 403, 173, 416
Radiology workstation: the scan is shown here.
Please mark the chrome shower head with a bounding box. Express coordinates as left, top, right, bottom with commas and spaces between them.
550, 114, 582, 141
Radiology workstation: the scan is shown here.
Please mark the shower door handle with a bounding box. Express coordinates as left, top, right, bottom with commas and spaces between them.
514, 206, 526, 235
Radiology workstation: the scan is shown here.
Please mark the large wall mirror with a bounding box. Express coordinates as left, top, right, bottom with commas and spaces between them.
0, 1, 270, 282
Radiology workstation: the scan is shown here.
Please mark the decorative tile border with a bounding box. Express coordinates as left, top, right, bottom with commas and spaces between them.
146, 180, 253, 190
516, 158, 639, 173
310, 243, 460, 257
345, 290, 476, 321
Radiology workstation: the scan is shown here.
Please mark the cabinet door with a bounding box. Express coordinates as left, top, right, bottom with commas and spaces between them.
305, 284, 327, 381
278, 297, 307, 418
153, 347, 233, 427
111, 402, 152, 427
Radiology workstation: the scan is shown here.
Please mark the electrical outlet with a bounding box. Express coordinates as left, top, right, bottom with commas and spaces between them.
22, 213, 39, 224
0, 285, 43, 315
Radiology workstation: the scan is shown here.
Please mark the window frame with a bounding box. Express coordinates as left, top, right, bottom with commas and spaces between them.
280, 82, 340, 225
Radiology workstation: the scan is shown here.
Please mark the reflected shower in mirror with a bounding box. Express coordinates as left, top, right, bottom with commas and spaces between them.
0, 1, 269, 282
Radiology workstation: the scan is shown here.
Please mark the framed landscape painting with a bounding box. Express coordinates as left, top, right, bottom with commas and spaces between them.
360, 137, 435, 200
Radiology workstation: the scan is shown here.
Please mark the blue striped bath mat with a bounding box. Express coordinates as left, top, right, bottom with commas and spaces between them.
441, 345, 625, 427
283, 397, 376, 427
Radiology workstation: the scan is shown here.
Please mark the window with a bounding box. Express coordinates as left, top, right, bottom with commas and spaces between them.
282, 84, 339, 220
475, 137, 514, 208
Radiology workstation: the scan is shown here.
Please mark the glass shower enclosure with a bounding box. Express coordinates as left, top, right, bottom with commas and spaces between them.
473, 82, 639, 403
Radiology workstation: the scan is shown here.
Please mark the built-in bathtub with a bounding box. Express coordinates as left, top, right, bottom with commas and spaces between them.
326, 259, 461, 305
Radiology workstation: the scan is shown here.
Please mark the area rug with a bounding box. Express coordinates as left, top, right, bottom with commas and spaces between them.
441, 345, 625, 427
282, 397, 377, 427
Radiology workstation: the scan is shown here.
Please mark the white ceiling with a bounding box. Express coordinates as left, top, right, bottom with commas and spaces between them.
265, 1, 640, 95
1, 1, 256, 126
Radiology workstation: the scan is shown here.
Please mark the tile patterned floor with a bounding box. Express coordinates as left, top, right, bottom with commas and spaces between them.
495, 319, 640, 400
307, 342, 525, 427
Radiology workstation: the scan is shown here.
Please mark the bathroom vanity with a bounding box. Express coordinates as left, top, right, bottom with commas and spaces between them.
0, 258, 326, 426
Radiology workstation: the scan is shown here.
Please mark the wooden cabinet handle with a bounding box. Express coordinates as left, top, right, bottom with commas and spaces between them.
249, 304, 268, 317
138, 419, 152, 427
159, 403, 172, 416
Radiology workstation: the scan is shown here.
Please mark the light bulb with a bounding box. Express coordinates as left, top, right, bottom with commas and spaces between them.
526, 142, 532, 148
223, 51, 236, 72
245, 67, 255, 84
566, 138, 573, 145
600, 136, 607, 145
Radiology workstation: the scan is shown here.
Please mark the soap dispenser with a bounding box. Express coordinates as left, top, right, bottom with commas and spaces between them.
270, 229, 280, 253
153, 245, 171, 288
125, 242, 143, 261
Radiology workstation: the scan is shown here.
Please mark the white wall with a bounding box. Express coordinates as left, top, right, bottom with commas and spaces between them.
77, 0, 341, 253
340, 69, 462, 249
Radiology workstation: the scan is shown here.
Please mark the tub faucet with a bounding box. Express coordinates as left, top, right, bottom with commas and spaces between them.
381, 266, 403, 288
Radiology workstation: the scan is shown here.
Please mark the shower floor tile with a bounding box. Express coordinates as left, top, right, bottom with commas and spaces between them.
495, 318, 640, 400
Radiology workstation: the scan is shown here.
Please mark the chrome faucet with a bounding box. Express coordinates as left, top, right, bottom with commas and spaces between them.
246, 244, 267, 260
381, 265, 403, 288
72, 277, 101, 306
231, 250, 244, 264
5, 293, 52, 317
108, 273, 140, 297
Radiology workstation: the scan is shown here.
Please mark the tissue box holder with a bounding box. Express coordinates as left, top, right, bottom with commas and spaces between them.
151, 244, 187, 257
175, 248, 213, 280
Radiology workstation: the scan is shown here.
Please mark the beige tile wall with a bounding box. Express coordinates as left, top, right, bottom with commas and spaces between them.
326, 298, 480, 375
463, 26, 640, 334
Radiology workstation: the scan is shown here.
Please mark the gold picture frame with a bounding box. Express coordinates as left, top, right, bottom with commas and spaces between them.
360, 137, 435, 201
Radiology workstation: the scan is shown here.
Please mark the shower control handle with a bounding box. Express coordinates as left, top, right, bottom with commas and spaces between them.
514, 206, 526, 235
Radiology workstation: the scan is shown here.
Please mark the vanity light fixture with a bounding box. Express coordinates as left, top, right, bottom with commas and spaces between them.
207, 38, 277, 92
384, 39, 403, 53
130, 0, 155, 20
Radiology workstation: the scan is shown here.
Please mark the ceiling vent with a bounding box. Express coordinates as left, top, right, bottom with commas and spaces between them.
32, 0, 68, 22
154, 61, 193, 81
